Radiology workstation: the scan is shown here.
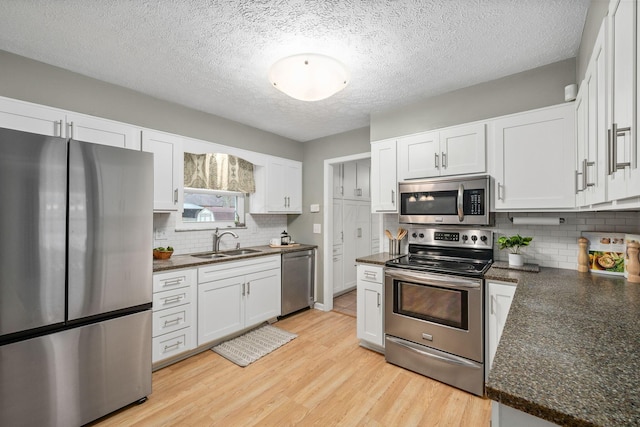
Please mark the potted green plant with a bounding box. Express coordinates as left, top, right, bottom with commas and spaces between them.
497, 234, 533, 267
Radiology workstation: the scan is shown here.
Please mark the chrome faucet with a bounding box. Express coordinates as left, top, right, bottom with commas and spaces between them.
213, 227, 238, 253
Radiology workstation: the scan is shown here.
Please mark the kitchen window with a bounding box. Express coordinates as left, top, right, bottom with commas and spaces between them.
178, 187, 245, 230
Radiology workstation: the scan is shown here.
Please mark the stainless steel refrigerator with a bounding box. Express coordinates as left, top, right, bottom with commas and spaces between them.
0, 127, 153, 426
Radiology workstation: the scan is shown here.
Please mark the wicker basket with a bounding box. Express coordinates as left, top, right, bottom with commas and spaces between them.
153, 249, 174, 260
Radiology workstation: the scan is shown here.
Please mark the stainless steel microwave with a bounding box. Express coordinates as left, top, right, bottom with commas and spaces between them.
398, 175, 493, 226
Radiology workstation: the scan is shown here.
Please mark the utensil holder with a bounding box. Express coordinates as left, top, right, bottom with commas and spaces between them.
389, 238, 400, 255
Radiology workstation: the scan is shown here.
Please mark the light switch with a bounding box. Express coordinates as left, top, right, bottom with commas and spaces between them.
313, 223, 321, 234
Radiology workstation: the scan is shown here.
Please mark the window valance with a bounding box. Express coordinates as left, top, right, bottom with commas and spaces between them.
184, 152, 255, 194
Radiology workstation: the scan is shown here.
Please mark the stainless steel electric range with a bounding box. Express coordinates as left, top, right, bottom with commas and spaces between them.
384, 227, 493, 396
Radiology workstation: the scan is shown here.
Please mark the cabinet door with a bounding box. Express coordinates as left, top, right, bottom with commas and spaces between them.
65, 113, 141, 150
575, 82, 588, 207
356, 265, 384, 348
342, 161, 358, 199
492, 104, 576, 210
356, 159, 371, 200
585, 21, 608, 206
607, 0, 636, 201
341, 201, 358, 293
198, 276, 244, 345
142, 130, 183, 211
440, 123, 486, 176
371, 139, 397, 212
355, 203, 372, 257
332, 252, 344, 294
487, 282, 516, 372
333, 199, 343, 244
397, 131, 439, 179
245, 268, 281, 326
266, 158, 302, 213
333, 163, 344, 197
0, 96, 64, 136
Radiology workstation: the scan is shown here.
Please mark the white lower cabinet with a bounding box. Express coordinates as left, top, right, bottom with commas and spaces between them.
356, 263, 384, 351
197, 255, 281, 345
152, 268, 197, 363
486, 280, 517, 379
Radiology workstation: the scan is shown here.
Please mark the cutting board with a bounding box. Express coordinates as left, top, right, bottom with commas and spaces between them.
269, 243, 300, 248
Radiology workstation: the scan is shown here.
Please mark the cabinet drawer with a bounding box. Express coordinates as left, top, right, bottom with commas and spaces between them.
152, 327, 193, 363
152, 304, 193, 337
333, 244, 343, 256
357, 264, 384, 284
153, 286, 194, 311
198, 255, 280, 284
153, 268, 196, 293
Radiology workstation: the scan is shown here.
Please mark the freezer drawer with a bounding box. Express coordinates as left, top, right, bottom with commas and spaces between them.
0, 311, 152, 427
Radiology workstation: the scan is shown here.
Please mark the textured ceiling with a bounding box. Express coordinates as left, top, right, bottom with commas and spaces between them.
0, 0, 589, 142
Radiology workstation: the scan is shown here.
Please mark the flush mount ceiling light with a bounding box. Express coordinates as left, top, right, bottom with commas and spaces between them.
268, 53, 349, 102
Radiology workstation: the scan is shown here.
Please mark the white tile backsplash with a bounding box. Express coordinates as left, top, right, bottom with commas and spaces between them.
384, 211, 640, 271
153, 213, 287, 255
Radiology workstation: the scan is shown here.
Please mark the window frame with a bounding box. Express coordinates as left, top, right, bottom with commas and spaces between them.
176, 187, 246, 231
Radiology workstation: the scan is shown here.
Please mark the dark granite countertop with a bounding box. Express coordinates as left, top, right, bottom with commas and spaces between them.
153, 244, 317, 272
485, 266, 640, 426
355, 252, 403, 266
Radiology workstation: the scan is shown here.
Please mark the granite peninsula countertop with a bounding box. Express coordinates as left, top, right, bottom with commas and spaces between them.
355, 252, 403, 265
153, 244, 317, 272
485, 266, 640, 426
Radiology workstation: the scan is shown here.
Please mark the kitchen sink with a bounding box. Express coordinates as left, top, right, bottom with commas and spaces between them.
192, 253, 229, 260
221, 248, 262, 256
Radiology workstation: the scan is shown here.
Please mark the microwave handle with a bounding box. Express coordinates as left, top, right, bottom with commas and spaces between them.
457, 184, 464, 222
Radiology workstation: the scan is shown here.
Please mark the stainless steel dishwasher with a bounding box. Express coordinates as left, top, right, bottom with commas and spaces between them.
281, 249, 315, 317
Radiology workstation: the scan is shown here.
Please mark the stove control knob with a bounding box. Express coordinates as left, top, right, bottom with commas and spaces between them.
412, 233, 418, 238
419, 233, 425, 239
480, 235, 488, 242
471, 235, 478, 242
462, 235, 468, 241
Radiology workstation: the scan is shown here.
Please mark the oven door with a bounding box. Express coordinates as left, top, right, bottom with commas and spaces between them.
384, 268, 483, 362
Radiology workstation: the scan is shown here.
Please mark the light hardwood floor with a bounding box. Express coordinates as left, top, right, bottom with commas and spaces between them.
91, 309, 490, 426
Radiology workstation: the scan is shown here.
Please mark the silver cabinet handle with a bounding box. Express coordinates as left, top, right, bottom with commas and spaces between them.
497, 182, 504, 201
615, 125, 631, 171
242, 283, 246, 296
162, 278, 183, 287
162, 295, 183, 305
341, 231, 344, 242
174, 188, 179, 204
340, 186, 344, 196
441, 152, 447, 169
56, 120, 63, 137
357, 227, 362, 238
377, 292, 381, 308
490, 294, 495, 315
391, 189, 395, 205
434, 153, 439, 169
163, 341, 183, 351
575, 169, 582, 194
584, 159, 595, 188
164, 317, 183, 326
364, 271, 377, 279
247, 282, 250, 295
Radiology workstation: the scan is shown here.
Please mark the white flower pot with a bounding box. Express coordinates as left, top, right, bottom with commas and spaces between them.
509, 253, 524, 267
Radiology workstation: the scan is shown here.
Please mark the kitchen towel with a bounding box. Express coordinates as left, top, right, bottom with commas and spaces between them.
211, 324, 297, 367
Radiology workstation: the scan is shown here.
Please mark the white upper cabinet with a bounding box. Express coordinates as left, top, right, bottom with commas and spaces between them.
491, 103, 576, 210
265, 157, 302, 213
607, 0, 638, 201
339, 159, 371, 201
65, 113, 141, 150
397, 131, 440, 179
576, 20, 608, 207
0, 96, 65, 136
142, 130, 183, 212
397, 123, 486, 180
370, 138, 398, 213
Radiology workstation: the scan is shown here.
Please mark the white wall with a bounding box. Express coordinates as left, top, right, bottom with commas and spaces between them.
153, 213, 286, 255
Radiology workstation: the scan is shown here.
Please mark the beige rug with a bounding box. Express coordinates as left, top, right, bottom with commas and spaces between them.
211, 324, 297, 367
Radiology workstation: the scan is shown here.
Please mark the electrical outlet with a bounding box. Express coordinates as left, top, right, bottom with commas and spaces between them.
313, 223, 321, 234
154, 229, 168, 240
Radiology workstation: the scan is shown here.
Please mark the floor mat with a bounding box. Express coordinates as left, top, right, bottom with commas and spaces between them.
211, 324, 297, 367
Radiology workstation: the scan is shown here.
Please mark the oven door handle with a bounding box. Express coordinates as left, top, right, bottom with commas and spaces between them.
457, 183, 464, 222
385, 268, 481, 289
386, 336, 482, 369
